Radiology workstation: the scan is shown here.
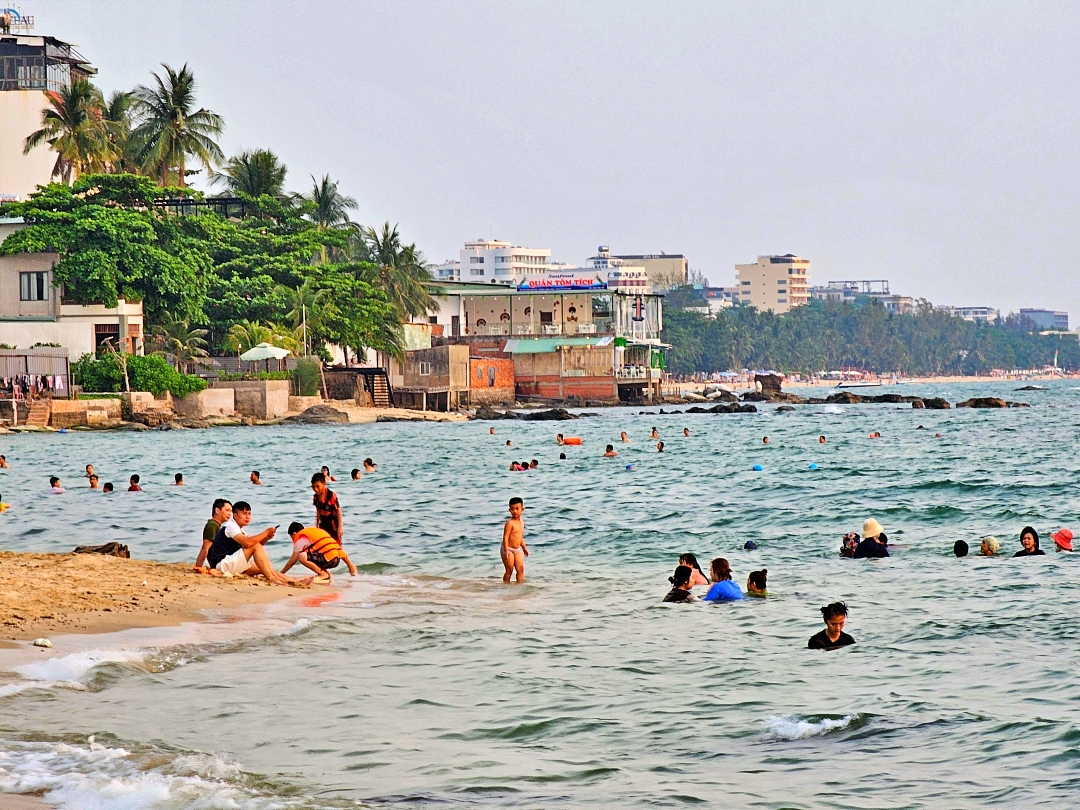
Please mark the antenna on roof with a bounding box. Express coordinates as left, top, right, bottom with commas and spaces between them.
0, 7, 34, 34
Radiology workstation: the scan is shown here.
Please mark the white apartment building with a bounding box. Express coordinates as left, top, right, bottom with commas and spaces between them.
1, 24, 96, 201
454, 239, 571, 285
734, 254, 810, 313
587, 246, 649, 293
943, 306, 1000, 324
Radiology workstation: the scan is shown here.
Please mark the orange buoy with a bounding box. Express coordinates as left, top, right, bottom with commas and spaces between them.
563, 436, 583, 445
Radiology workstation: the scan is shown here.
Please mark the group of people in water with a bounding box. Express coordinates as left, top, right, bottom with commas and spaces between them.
952, 525, 1073, 557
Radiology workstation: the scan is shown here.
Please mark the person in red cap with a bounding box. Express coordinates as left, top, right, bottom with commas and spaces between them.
1052, 528, 1073, 552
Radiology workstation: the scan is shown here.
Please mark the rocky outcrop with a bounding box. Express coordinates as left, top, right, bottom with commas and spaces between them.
922, 398, 951, 409
472, 407, 578, 421
685, 403, 758, 414
955, 397, 1007, 408
741, 390, 808, 404
284, 405, 350, 424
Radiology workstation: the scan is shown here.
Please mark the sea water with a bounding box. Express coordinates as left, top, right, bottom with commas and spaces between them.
2, 381, 1080, 809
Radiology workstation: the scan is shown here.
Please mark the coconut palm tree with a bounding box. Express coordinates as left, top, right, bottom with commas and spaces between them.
102, 90, 136, 173
223, 319, 273, 356
23, 78, 111, 183
306, 174, 357, 229
362, 222, 439, 319
213, 149, 288, 197
130, 63, 224, 186
150, 311, 209, 373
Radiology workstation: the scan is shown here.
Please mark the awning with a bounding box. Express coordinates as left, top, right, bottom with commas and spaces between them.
503, 337, 615, 354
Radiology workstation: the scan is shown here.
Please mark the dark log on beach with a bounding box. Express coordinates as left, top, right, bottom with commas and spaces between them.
73, 542, 130, 558
284, 405, 350, 423
955, 397, 1008, 408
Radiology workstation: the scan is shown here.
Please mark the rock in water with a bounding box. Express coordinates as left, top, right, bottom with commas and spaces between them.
922, 398, 951, 409
521, 408, 578, 421
955, 398, 1007, 408
284, 405, 349, 424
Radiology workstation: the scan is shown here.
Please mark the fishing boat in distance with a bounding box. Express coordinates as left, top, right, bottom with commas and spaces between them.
837, 381, 883, 389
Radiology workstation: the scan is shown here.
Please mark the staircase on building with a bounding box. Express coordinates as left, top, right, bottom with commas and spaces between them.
26, 400, 51, 428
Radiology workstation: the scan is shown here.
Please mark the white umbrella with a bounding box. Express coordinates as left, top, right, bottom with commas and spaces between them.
240, 342, 291, 362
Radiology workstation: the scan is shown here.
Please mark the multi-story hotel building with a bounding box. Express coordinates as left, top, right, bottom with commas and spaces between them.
734, 254, 810, 313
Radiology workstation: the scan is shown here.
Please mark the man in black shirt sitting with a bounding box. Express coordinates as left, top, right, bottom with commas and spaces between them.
808, 601, 856, 651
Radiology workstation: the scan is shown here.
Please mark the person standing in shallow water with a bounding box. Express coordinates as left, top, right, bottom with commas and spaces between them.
1014, 526, 1045, 557
808, 602, 855, 650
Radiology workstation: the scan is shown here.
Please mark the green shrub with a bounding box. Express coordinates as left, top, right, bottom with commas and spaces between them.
128, 354, 206, 398
216, 370, 292, 381
293, 358, 321, 396
71, 354, 123, 393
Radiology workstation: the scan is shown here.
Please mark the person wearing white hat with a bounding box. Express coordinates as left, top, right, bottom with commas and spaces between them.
854, 518, 890, 558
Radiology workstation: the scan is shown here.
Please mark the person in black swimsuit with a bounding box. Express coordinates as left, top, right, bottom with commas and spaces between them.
808, 602, 855, 650
663, 565, 696, 603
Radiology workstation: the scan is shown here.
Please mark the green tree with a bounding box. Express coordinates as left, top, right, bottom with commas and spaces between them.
362, 221, 438, 319
306, 174, 357, 229
102, 90, 136, 173
213, 149, 289, 198
150, 310, 209, 373
24, 78, 112, 183
130, 63, 224, 186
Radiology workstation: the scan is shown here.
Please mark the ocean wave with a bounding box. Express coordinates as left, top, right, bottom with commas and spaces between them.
764, 713, 867, 740
0, 737, 313, 810
13, 649, 147, 684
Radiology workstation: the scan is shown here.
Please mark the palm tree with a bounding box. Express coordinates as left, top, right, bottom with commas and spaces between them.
130, 63, 224, 186
24, 78, 111, 183
150, 311, 209, 373
213, 149, 288, 197
102, 90, 135, 172
362, 222, 439, 319
224, 319, 273, 356
306, 174, 357, 228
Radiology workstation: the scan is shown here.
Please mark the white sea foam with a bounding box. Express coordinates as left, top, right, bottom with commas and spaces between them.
765, 714, 859, 740
0, 738, 290, 810
14, 649, 146, 684
822, 405, 845, 414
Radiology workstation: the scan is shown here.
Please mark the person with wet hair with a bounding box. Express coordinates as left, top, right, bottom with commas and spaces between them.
1013, 526, 1046, 557
953, 540, 969, 557
980, 536, 1000, 556
679, 553, 709, 588
746, 569, 768, 596
808, 602, 855, 650
703, 558, 743, 601
663, 565, 697, 603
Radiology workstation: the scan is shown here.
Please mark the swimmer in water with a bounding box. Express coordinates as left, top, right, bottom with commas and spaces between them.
702, 558, 743, 601
657, 441, 664, 452
603, 444, 619, 457
683, 428, 690, 437
250, 470, 263, 485
84, 464, 94, 479
808, 602, 855, 650
321, 466, 337, 482
351, 468, 361, 481
934, 433, 942, 439
506, 440, 513, 447
746, 568, 768, 596
979, 536, 999, 556
559, 452, 566, 460
0, 455, 8, 469
869, 431, 881, 439
953, 540, 969, 557
510, 461, 521, 471
557, 433, 565, 445
529, 459, 538, 469
663, 565, 696, 603
620, 431, 630, 443
364, 458, 377, 472
679, 553, 709, 588
762, 436, 770, 444
174, 473, 184, 486
88, 474, 99, 489
490, 427, 495, 435
818, 436, 826, 444
501, 496, 529, 583
650, 427, 659, 439
1052, 528, 1073, 552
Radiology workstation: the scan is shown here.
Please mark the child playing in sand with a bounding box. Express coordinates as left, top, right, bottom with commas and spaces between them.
282, 522, 359, 583
501, 496, 529, 583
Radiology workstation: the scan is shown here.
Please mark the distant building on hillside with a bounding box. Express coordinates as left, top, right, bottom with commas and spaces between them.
943, 306, 1000, 324
1019, 308, 1069, 330
0, 19, 96, 200
735, 254, 810, 314
809, 279, 914, 315
587, 246, 649, 293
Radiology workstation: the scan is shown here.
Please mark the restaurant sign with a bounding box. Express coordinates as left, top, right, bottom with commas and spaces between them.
517, 273, 607, 291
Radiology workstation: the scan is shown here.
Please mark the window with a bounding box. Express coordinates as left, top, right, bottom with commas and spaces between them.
20, 272, 47, 301
470, 268, 485, 277
496, 256, 510, 263
429, 316, 438, 324
741, 281, 751, 286
419, 361, 432, 376
777, 298, 787, 304
470, 256, 485, 264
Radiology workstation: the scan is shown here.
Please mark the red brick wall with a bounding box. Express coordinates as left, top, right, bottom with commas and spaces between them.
469, 357, 515, 405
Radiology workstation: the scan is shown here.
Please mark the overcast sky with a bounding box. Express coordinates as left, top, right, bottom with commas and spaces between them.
41, 1, 1080, 317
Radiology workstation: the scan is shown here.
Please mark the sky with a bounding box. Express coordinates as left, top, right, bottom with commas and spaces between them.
37, 0, 1080, 318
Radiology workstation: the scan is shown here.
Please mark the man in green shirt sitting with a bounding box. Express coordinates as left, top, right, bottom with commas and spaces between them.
195, 498, 231, 570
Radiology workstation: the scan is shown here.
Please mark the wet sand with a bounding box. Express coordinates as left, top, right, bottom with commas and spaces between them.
0, 794, 49, 809
0, 552, 299, 641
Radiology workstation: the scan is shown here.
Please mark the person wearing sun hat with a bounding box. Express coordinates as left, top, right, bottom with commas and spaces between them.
854, 518, 890, 559
1052, 528, 1073, 552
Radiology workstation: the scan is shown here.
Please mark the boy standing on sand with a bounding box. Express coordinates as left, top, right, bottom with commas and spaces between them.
501, 496, 529, 583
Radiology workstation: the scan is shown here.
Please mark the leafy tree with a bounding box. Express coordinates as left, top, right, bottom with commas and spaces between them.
24, 78, 112, 183
130, 63, 224, 186
213, 149, 289, 198
102, 90, 136, 172
0, 174, 213, 321
306, 174, 357, 229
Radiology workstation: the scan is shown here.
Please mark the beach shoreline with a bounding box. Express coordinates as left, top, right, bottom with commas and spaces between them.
0, 552, 300, 642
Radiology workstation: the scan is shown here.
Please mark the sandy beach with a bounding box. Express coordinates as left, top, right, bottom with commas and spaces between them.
0, 552, 299, 642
